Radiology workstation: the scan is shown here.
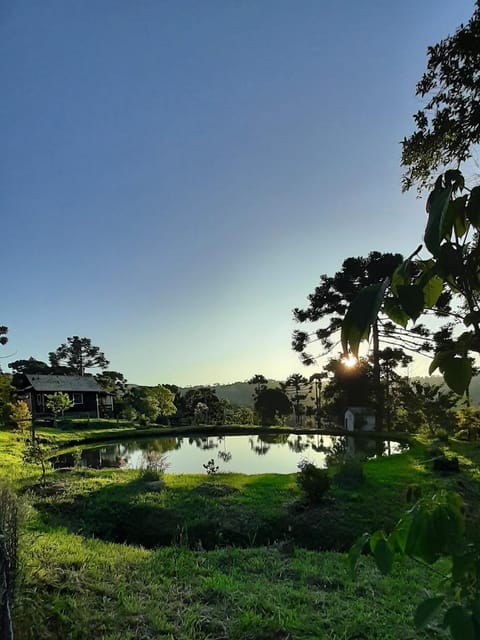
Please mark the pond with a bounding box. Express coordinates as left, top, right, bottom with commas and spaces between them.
52, 433, 407, 475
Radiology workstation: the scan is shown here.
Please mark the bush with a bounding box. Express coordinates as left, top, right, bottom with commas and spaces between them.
138, 451, 169, 481
296, 460, 330, 504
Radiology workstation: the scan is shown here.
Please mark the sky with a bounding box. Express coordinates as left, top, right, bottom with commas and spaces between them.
1, 0, 475, 385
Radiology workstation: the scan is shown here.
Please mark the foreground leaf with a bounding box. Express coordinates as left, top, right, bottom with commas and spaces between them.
372, 537, 394, 575
347, 532, 370, 576
341, 280, 389, 357
425, 185, 453, 255
396, 284, 425, 321
414, 596, 444, 629
444, 606, 475, 640
443, 357, 472, 395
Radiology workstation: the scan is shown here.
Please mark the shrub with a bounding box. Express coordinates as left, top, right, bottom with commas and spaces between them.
296, 459, 330, 504
138, 451, 169, 481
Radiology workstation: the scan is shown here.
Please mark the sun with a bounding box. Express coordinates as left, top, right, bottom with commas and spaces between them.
341, 354, 357, 368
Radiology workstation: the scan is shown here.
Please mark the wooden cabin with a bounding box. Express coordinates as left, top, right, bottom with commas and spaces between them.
17, 374, 113, 419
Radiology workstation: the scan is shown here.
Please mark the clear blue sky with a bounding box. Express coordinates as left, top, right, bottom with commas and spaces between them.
1, 1, 475, 385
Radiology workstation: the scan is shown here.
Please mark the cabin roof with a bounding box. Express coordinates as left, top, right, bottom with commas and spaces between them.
25, 374, 105, 393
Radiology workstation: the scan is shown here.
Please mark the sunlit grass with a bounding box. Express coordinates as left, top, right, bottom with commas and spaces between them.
2, 424, 480, 639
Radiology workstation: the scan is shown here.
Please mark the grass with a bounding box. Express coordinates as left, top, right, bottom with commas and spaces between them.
2, 425, 479, 639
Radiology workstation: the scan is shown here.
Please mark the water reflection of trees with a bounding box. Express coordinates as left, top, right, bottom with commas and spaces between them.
249, 437, 270, 456
189, 436, 219, 450
53, 433, 405, 471
217, 436, 232, 463
287, 435, 310, 454
217, 450, 232, 463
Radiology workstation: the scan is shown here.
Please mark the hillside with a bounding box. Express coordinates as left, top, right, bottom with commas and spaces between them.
181, 375, 480, 408
182, 380, 282, 408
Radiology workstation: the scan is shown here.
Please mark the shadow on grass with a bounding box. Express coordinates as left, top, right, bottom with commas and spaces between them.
32, 439, 453, 553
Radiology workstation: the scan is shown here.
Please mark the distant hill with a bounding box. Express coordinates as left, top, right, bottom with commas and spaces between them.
181, 380, 282, 408
409, 375, 480, 404
137, 374, 480, 408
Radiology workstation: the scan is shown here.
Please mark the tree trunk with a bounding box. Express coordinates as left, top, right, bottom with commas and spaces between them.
372, 320, 384, 431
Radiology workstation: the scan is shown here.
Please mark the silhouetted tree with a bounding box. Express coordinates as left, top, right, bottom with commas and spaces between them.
247, 374, 268, 400
284, 373, 309, 426
292, 252, 438, 428
401, 2, 480, 191
95, 370, 127, 395
49, 336, 109, 375
254, 388, 292, 426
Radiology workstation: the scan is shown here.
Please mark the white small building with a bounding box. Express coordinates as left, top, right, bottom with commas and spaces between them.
344, 407, 376, 432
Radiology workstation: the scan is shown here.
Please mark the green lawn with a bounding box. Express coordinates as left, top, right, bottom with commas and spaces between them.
2, 425, 478, 639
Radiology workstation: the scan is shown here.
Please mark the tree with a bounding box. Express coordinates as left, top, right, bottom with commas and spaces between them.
183, 387, 221, 425
254, 388, 292, 426
194, 402, 209, 424
233, 406, 254, 425
46, 392, 74, 425
247, 374, 268, 400
148, 385, 176, 419
95, 371, 127, 395
401, 2, 480, 191
292, 252, 436, 428
8, 401, 32, 434
49, 336, 109, 375
309, 373, 326, 429
126, 385, 176, 424
322, 357, 374, 420
284, 373, 309, 426
0, 375, 16, 427
8, 357, 51, 375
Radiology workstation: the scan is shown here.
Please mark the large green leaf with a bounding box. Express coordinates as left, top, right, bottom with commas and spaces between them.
425, 185, 453, 255
405, 509, 437, 563
341, 280, 389, 358
421, 275, 443, 307
429, 350, 456, 375
414, 597, 444, 630
441, 195, 468, 240
396, 284, 425, 321
388, 519, 409, 554
451, 195, 469, 237
347, 532, 370, 576
442, 357, 472, 395
383, 298, 409, 328
371, 536, 394, 575
391, 260, 410, 296
444, 606, 475, 640
466, 186, 480, 227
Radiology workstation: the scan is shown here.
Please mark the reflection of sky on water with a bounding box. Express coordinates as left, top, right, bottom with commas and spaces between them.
53, 435, 406, 475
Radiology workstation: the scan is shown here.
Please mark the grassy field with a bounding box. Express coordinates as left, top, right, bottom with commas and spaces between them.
2, 424, 478, 639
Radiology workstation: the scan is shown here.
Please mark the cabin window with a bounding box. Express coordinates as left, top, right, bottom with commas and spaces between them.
36, 393, 44, 406
73, 392, 83, 405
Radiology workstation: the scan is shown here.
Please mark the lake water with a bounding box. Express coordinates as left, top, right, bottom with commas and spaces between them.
52, 433, 407, 475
